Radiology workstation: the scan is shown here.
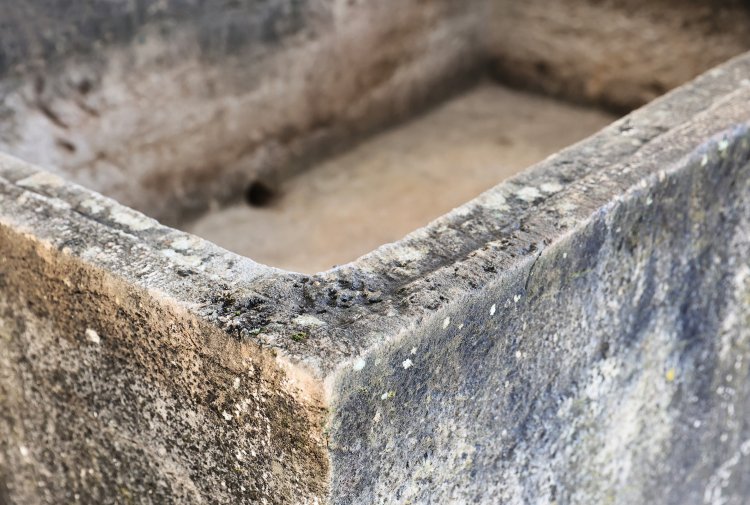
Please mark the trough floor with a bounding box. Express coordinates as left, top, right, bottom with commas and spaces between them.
186, 83, 616, 273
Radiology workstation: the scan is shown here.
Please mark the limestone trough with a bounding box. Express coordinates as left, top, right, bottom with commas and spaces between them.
2, 1, 750, 503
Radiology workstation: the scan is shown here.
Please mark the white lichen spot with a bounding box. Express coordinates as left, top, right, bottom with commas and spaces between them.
410, 347, 417, 355
402, 359, 413, 370
161, 249, 203, 267
442, 317, 450, 329
540, 181, 563, 194
293, 314, 327, 327
718, 139, 730, 153
17, 171, 65, 190
80, 198, 105, 214
394, 245, 425, 264
701, 154, 709, 167
19, 445, 29, 457
513, 295, 521, 303
373, 411, 381, 423
516, 186, 542, 202
557, 201, 578, 213
490, 304, 496, 316
233, 377, 241, 390
693, 420, 702, 428
353, 357, 366, 371
458, 323, 464, 330
222, 410, 232, 421
110, 207, 156, 231
515, 351, 522, 359
85, 328, 101, 344
381, 391, 395, 401
170, 235, 203, 251
476, 190, 510, 212
562, 252, 568, 259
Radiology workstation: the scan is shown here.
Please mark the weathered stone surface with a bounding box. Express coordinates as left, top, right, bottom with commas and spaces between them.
2, 2, 750, 504
0, 207, 328, 503
329, 127, 750, 503
0, 0, 484, 225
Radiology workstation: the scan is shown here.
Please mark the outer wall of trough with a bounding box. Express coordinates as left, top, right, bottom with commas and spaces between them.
330, 127, 750, 503
0, 167, 329, 502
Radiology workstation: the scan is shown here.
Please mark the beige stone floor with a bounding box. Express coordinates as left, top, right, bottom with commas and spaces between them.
186, 83, 616, 273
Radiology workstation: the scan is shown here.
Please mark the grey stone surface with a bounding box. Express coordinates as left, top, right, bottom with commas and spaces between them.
2, 2, 750, 504
329, 126, 750, 504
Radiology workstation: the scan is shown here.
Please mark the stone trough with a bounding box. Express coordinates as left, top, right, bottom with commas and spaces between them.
2, 1, 750, 503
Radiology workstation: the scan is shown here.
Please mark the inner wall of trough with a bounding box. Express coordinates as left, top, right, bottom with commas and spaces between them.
1, 0, 750, 272
485, 0, 750, 113
0, 0, 486, 225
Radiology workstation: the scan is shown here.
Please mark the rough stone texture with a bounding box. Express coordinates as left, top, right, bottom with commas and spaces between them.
1, 51, 750, 502
329, 127, 750, 504
2, 2, 750, 504
0, 159, 328, 503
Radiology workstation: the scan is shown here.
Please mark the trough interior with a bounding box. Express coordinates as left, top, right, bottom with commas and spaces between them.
187, 83, 615, 272
2, 0, 749, 272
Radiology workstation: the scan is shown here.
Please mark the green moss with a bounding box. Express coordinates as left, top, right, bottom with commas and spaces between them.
118, 486, 134, 505
291, 331, 308, 343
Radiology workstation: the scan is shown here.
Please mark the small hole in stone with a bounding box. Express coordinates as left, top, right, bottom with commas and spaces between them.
56, 138, 77, 153
78, 79, 93, 95
535, 60, 550, 76
598, 340, 610, 359
244, 181, 276, 207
